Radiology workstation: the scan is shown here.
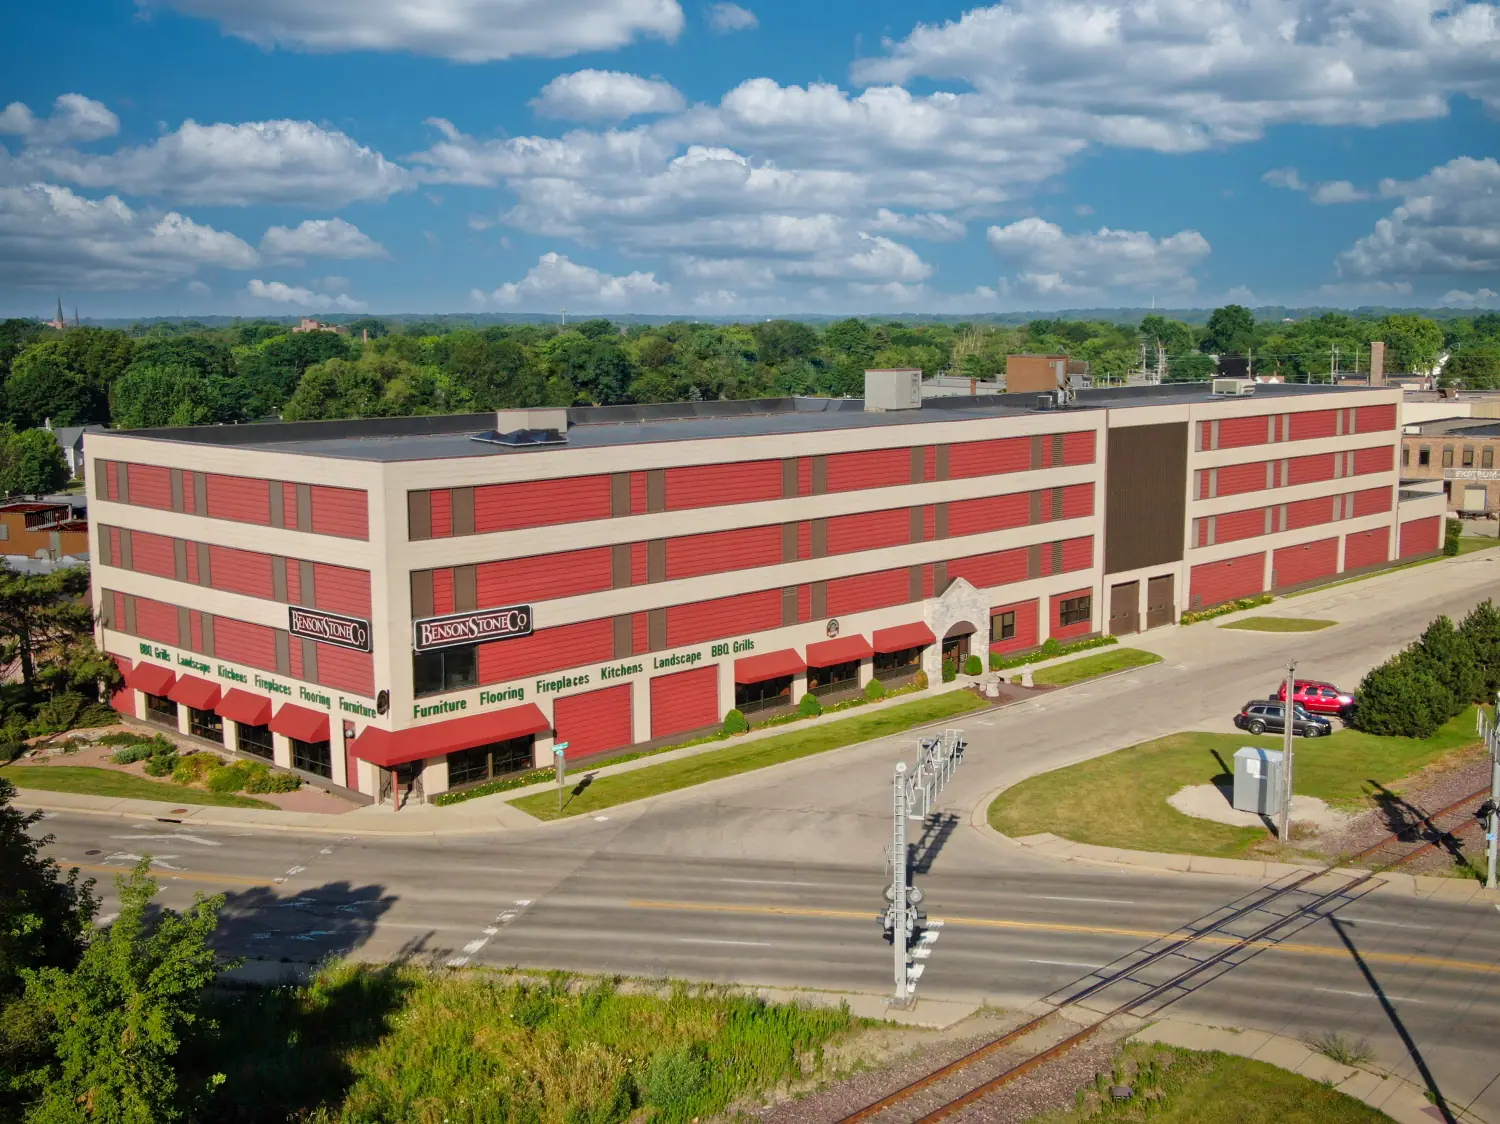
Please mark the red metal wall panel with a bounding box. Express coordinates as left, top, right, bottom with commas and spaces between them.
431, 569, 455, 615
989, 599, 1039, 655
796, 458, 812, 496
825, 508, 910, 555
189, 611, 203, 653
1290, 410, 1338, 441
105, 462, 121, 502
1399, 516, 1440, 558
920, 506, 935, 540
825, 568, 909, 616
1216, 507, 1267, 543
129, 530, 177, 579
207, 545, 275, 599
281, 483, 298, 525
205, 474, 272, 525
665, 460, 782, 510
1061, 536, 1093, 572
477, 548, 613, 604
553, 684, 633, 760
1050, 587, 1094, 641
1287, 453, 1334, 487
1062, 430, 1096, 465
1217, 461, 1269, 496
1061, 483, 1094, 519
314, 645, 375, 696
1189, 552, 1265, 608
1218, 416, 1269, 449
1352, 486, 1392, 518
923, 446, 937, 483
473, 475, 613, 533
133, 595, 179, 646
285, 560, 302, 605
1343, 528, 1389, 571
946, 492, 1029, 537
1286, 496, 1336, 531
947, 548, 1027, 589
125, 464, 173, 510
310, 563, 372, 617
796, 523, 811, 560
666, 526, 783, 579
111, 590, 126, 630
429, 489, 453, 538
1356, 404, 1397, 432
309, 486, 369, 539
666, 589, 782, 647
1273, 537, 1339, 588
825, 448, 911, 493
632, 612, 648, 655
650, 665, 719, 739
631, 542, 648, 585
1353, 444, 1395, 476
948, 436, 1031, 479
288, 636, 304, 681
213, 615, 278, 671
478, 618, 614, 684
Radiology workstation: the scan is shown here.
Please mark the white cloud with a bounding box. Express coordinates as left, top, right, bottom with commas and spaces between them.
0, 182, 257, 289
705, 2, 756, 32
260, 217, 389, 261
476, 251, 669, 309
1310, 180, 1371, 204
186, 279, 211, 295
1337, 156, 1500, 278
1073, 203, 1094, 216
867, 208, 966, 240
1315, 279, 1414, 300
1441, 288, 1498, 308
986, 217, 1210, 296
246, 277, 367, 311
1263, 167, 1307, 191
0, 95, 119, 144
139, 0, 685, 62
531, 71, 685, 121
15, 119, 413, 206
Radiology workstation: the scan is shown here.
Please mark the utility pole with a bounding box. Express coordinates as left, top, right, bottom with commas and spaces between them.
1279, 661, 1297, 841
1481, 704, 1500, 891
891, 761, 909, 1003
1330, 344, 1339, 384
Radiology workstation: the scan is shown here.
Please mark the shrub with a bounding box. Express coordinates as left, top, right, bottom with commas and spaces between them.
142, 753, 177, 777
206, 765, 248, 793
27, 693, 87, 735
1039, 637, 1063, 659
1444, 516, 1462, 556
171, 751, 222, 785
797, 692, 823, 717
962, 654, 982, 676
864, 677, 886, 701
1412, 615, 1481, 713
98, 731, 152, 747
110, 743, 155, 765
1180, 593, 1273, 625
244, 770, 300, 794
0, 740, 27, 764
721, 708, 748, 735
643, 1042, 710, 1116
1461, 599, 1500, 700
914, 671, 929, 690
1353, 651, 1453, 738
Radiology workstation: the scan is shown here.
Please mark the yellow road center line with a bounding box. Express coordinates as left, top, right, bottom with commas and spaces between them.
625, 899, 1500, 977
60, 860, 274, 888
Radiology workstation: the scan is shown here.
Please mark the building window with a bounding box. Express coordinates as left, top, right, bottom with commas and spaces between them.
413, 644, 478, 697
292, 738, 331, 779
144, 693, 177, 728
1442, 446, 1454, 468
189, 708, 223, 744
735, 675, 793, 714
874, 645, 923, 681
237, 722, 273, 761
1402, 446, 1410, 467
807, 660, 859, 698
1059, 595, 1092, 627
1418, 446, 1430, 467
1464, 446, 1476, 467
1486, 448, 1495, 470
991, 611, 1017, 643
447, 736, 535, 787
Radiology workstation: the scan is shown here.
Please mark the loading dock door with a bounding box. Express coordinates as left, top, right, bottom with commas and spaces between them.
1108, 581, 1140, 636
1145, 574, 1175, 630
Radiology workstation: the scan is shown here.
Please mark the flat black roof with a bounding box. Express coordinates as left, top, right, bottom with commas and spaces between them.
104, 382, 1379, 463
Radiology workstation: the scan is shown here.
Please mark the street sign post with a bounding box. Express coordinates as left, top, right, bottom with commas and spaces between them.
553, 742, 569, 812
1477, 709, 1499, 891
1278, 661, 1297, 842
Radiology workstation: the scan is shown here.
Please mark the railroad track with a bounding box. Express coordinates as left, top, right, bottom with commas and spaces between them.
837, 786, 1492, 1124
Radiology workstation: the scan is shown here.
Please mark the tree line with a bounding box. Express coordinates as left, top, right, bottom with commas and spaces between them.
1, 307, 1498, 430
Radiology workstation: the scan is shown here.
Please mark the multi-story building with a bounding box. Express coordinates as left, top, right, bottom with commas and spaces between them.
1401, 417, 1500, 514
86, 375, 1443, 804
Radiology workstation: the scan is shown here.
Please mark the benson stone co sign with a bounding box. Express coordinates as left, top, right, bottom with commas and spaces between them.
414, 605, 533, 652
288, 606, 372, 653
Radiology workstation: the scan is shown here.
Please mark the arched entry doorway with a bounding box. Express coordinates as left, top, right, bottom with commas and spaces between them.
942, 621, 976, 670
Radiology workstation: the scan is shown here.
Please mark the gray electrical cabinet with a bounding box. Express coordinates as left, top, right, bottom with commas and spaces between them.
1232, 746, 1284, 816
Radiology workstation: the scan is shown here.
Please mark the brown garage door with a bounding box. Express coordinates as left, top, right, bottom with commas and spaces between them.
1146, 574, 1175, 629
1108, 581, 1139, 636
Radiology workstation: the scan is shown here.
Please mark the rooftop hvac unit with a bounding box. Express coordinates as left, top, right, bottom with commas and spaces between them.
1211, 378, 1256, 397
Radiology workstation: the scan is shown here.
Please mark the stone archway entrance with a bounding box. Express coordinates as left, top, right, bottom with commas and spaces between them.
942, 621, 975, 668
923, 577, 989, 683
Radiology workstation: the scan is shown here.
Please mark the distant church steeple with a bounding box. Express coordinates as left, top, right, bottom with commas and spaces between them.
48, 297, 66, 332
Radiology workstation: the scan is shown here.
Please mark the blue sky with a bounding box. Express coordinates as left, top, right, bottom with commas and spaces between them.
2, 0, 1497, 318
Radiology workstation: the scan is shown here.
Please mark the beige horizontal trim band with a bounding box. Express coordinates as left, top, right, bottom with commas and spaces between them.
1184, 510, 1397, 566
1190, 431, 1398, 469
86, 499, 383, 567
1189, 471, 1398, 517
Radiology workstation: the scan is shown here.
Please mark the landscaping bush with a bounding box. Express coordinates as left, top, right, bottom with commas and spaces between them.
112, 734, 179, 766
142, 752, 177, 777
1461, 599, 1500, 700
941, 660, 957, 683
1412, 615, 1482, 710
1180, 593, 1274, 625
1038, 637, 1063, 659
864, 677, 886, 701
797, 692, 822, 717
721, 708, 748, 735
989, 634, 1117, 671
207, 765, 248, 794
110, 743, 155, 764
962, 654, 982, 676
244, 769, 300, 794
98, 731, 153, 747
0, 740, 27, 764
1444, 516, 1462, 556
27, 693, 87, 735
914, 671, 928, 690
1354, 650, 1457, 738
171, 751, 223, 786
430, 767, 552, 806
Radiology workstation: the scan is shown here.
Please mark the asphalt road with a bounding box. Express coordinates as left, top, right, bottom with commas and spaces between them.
28, 552, 1500, 1119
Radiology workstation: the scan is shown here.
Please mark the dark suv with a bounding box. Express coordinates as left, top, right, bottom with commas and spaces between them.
1234, 700, 1333, 738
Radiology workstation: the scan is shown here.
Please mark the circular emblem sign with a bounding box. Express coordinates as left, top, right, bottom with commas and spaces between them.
826, 619, 840, 638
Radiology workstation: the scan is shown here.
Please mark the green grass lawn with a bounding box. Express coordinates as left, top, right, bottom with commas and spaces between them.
1031, 647, 1161, 687
511, 690, 988, 821
1219, 616, 1336, 632
988, 708, 1481, 858
1456, 534, 1499, 556
1036, 1042, 1392, 1123
0, 765, 274, 809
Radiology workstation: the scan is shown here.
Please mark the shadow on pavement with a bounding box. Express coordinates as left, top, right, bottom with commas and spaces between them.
212, 879, 399, 976
1365, 780, 1476, 875
910, 812, 961, 875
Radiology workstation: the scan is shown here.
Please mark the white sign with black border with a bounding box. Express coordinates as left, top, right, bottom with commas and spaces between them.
413, 605, 533, 652
288, 606, 372, 653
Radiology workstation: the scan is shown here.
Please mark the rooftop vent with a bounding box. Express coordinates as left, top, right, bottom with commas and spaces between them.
471, 406, 570, 448
864, 368, 922, 412
1211, 378, 1256, 397
472, 428, 567, 448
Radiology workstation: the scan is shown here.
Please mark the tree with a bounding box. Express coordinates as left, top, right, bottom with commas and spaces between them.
1445, 345, 1500, 390
752, 320, 818, 367
1138, 315, 1193, 359
1459, 599, 1500, 700
22, 862, 230, 1124
1410, 614, 1480, 713
1, 430, 68, 496
1199, 305, 1256, 356
1377, 314, 1444, 374
0, 565, 96, 697
110, 365, 242, 429
1353, 650, 1453, 738
3, 343, 107, 429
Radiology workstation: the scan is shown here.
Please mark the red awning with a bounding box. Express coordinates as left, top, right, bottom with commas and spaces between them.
268, 703, 330, 744
216, 689, 273, 727
734, 648, 806, 684
124, 661, 176, 696
167, 674, 221, 711
872, 622, 937, 654
352, 703, 550, 768
805, 634, 875, 667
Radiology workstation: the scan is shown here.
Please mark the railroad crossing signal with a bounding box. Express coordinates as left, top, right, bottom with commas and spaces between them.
554, 742, 569, 811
